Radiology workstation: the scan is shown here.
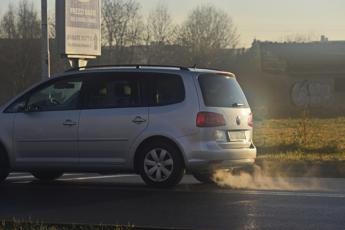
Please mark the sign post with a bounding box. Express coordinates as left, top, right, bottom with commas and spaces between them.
56, 0, 102, 68
41, 0, 50, 79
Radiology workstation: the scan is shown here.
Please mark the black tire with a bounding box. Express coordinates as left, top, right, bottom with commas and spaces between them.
193, 172, 215, 184
138, 141, 185, 188
0, 146, 10, 183
32, 172, 63, 181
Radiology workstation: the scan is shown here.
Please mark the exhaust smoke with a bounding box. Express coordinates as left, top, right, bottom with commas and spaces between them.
212, 163, 323, 191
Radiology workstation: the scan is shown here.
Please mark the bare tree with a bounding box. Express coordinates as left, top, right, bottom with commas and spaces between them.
179, 5, 239, 66
143, 2, 178, 64
16, 0, 40, 39
0, 4, 17, 39
102, 0, 143, 63
146, 2, 176, 45
0, 1, 41, 97
0, 1, 40, 39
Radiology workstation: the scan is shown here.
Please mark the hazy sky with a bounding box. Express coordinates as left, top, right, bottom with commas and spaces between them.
0, 0, 344, 47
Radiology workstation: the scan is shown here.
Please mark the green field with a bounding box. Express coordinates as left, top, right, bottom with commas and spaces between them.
254, 117, 345, 163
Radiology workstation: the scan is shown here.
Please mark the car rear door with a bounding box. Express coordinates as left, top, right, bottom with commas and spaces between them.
78, 72, 149, 169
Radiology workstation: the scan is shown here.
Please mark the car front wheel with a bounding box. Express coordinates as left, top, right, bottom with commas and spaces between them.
139, 141, 185, 188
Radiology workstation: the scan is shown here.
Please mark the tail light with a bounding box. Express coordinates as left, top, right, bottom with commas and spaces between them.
248, 113, 253, 127
196, 112, 226, 127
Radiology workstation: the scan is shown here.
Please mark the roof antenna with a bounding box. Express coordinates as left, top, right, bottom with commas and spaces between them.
192, 64, 197, 69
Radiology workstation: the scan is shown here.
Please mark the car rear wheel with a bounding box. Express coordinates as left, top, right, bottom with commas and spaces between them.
139, 141, 185, 188
32, 172, 63, 181
193, 172, 215, 184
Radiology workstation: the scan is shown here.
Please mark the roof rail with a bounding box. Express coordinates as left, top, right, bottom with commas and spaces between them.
65, 64, 190, 72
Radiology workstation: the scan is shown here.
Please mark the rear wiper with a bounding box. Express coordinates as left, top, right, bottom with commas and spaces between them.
232, 103, 245, 107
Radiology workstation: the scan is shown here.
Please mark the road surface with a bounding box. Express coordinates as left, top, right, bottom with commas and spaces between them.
0, 173, 344, 230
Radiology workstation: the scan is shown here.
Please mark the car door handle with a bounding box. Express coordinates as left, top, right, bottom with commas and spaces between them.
63, 120, 77, 126
132, 116, 147, 124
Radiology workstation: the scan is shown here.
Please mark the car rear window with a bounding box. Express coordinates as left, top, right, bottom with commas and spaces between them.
198, 74, 249, 108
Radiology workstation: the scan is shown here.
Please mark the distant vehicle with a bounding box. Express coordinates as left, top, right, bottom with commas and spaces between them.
0, 66, 256, 188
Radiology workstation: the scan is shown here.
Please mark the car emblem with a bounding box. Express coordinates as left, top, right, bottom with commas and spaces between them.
236, 116, 241, 125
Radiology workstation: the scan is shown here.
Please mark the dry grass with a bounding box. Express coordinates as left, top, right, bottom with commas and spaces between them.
254, 117, 345, 162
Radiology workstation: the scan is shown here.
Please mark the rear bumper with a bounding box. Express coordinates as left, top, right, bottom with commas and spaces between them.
187, 147, 257, 173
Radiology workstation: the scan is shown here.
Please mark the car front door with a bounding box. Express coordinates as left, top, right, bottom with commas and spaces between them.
13, 76, 84, 169
78, 72, 148, 169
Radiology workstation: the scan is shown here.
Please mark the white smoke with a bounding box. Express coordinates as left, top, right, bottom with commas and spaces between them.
212, 164, 323, 191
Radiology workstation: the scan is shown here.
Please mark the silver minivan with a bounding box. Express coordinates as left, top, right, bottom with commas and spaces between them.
0, 66, 256, 188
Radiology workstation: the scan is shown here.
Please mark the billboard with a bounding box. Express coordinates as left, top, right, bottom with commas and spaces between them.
56, 0, 101, 58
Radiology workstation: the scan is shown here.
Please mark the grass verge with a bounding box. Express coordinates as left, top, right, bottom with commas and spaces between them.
0, 221, 135, 230
254, 117, 345, 163
254, 117, 345, 177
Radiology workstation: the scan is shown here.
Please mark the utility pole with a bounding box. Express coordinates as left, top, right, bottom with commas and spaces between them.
41, 0, 50, 80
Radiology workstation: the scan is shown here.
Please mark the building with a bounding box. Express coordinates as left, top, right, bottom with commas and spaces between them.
243, 38, 345, 117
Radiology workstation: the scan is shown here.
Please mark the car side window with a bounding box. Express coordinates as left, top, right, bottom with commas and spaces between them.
83, 76, 142, 109
151, 74, 185, 106
26, 78, 83, 112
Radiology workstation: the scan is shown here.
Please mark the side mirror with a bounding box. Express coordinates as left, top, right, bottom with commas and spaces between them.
25, 104, 40, 113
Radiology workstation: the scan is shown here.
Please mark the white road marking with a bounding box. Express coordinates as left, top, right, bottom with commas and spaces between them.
50, 183, 344, 199
9, 174, 137, 183
62, 174, 85, 177
59, 174, 136, 181
6, 174, 345, 198
221, 189, 345, 198
8, 175, 34, 179
8, 173, 88, 179
171, 187, 345, 198
9, 173, 28, 176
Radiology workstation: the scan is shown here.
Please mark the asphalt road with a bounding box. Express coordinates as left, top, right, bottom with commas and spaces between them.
0, 173, 345, 230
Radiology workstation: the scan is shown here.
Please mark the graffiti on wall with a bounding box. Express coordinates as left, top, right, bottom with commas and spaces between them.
291, 80, 333, 108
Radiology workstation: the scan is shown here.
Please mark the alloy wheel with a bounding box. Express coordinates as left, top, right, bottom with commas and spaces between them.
144, 148, 174, 182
